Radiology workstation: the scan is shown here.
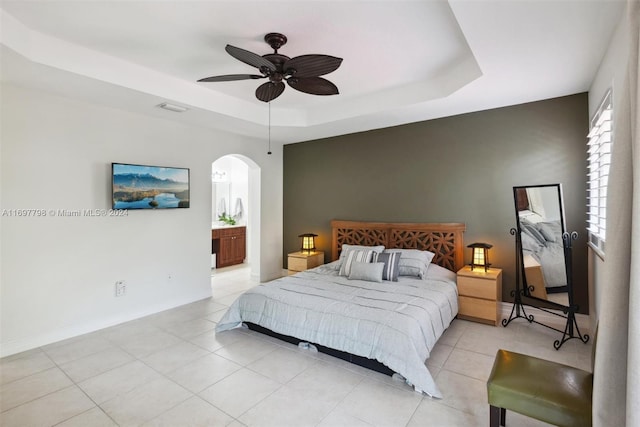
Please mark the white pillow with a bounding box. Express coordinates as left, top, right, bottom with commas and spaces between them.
536, 221, 562, 243
520, 232, 543, 252
339, 249, 374, 276
521, 222, 547, 246
348, 262, 384, 282
339, 244, 385, 260
383, 248, 435, 279
322, 260, 342, 271
426, 263, 457, 282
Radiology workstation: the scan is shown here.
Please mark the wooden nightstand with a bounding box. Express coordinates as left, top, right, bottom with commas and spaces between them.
288, 251, 324, 274
456, 266, 503, 325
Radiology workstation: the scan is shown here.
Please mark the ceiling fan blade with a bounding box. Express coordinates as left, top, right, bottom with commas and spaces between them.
256, 81, 285, 102
198, 74, 265, 82
287, 77, 339, 96
225, 45, 276, 72
284, 55, 343, 78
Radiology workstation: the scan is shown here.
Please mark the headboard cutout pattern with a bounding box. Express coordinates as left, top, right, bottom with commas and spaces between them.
331, 220, 466, 272
390, 230, 459, 271
335, 228, 388, 249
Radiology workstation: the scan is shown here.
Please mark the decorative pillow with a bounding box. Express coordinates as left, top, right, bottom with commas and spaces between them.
536, 221, 562, 243
348, 262, 384, 283
339, 244, 385, 261
371, 251, 401, 281
520, 231, 543, 252
383, 248, 435, 279
520, 220, 547, 246
339, 249, 374, 276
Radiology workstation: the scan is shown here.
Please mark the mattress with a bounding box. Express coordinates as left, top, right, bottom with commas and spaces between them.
215, 261, 458, 398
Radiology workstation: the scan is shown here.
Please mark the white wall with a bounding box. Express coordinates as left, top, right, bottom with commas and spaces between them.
0, 83, 283, 356
587, 8, 630, 327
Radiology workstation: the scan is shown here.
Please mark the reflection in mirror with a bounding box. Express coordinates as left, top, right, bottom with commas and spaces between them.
214, 182, 230, 223
514, 184, 569, 307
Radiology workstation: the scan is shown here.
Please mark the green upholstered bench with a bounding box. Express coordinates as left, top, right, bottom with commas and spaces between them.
486, 349, 593, 427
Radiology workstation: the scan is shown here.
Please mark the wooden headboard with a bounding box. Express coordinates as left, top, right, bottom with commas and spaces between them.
331, 220, 466, 272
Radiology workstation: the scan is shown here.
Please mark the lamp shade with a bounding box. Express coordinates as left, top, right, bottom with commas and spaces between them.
299, 233, 317, 253
468, 242, 492, 272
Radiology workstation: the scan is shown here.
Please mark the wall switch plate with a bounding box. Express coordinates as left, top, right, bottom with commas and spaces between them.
115, 280, 126, 297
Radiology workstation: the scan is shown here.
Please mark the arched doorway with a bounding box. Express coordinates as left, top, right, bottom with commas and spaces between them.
211, 154, 260, 282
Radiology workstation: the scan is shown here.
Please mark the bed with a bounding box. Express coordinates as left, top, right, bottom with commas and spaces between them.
215, 220, 466, 398
518, 216, 567, 290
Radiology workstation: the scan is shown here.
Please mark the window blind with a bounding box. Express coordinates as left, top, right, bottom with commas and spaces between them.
587, 90, 612, 255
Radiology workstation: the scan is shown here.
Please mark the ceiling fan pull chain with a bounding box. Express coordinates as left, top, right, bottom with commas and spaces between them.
267, 101, 272, 155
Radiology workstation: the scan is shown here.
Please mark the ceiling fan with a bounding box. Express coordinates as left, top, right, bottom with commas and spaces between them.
198, 32, 343, 102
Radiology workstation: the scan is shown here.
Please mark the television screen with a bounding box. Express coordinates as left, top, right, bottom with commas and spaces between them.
112, 163, 190, 210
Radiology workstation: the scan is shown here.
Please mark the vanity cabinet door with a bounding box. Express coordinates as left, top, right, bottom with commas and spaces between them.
231, 234, 246, 263
214, 226, 246, 268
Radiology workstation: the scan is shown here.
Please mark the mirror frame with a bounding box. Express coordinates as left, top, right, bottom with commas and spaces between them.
513, 183, 572, 309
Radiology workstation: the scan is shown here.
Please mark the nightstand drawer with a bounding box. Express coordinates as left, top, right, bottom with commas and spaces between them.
289, 256, 313, 271
287, 251, 324, 273
458, 295, 497, 323
457, 276, 497, 300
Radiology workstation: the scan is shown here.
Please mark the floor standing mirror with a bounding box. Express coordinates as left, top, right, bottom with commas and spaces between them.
503, 183, 589, 349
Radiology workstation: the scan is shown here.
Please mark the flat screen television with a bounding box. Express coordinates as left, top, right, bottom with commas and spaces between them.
112, 163, 190, 210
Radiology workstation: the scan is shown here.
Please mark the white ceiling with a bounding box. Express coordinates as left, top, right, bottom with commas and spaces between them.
0, 0, 625, 144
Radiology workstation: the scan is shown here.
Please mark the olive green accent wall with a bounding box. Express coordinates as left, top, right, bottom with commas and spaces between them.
283, 93, 589, 313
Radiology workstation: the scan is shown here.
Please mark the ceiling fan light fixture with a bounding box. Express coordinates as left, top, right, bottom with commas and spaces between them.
198, 33, 342, 103
157, 102, 189, 113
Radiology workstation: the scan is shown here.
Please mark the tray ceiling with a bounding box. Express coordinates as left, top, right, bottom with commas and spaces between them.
0, 0, 625, 143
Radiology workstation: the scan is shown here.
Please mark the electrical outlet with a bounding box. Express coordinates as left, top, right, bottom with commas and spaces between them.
115, 280, 126, 297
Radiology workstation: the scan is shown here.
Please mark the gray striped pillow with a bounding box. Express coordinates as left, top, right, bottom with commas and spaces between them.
372, 251, 401, 281
339, 249, 374, 276
383, 249, 435, 279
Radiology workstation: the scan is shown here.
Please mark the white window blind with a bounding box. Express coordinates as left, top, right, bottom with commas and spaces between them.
587, 90, 612, 255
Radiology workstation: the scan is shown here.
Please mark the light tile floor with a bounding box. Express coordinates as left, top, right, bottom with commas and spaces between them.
0, 265, 592, 427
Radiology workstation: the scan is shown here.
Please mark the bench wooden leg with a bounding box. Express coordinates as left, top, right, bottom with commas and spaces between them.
490, 405, 501, 427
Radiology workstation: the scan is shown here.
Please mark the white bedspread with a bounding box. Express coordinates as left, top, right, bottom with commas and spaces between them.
215, 262, 458, 398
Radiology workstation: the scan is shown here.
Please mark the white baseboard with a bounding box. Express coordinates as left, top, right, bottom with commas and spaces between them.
0, 289, 212, 358
499, 302, 591, 335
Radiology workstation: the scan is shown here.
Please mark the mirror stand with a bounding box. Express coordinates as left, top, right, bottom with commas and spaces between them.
502, 228, 590, 350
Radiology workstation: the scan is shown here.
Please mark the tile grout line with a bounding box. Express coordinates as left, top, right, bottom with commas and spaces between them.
44, 346, 118, 426
8, 348, 118, 427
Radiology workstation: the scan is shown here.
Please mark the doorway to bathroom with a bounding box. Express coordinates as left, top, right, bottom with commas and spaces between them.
210, 154, 261, 283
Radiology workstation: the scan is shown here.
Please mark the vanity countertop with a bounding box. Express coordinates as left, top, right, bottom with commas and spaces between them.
211, 223, 245, 230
